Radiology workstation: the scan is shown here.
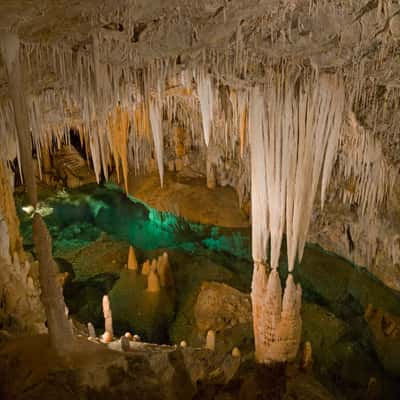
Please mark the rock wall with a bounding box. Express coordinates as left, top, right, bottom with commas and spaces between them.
0, 160, 46, 334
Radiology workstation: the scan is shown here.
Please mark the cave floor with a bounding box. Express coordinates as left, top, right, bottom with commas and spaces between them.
11, 183, 400, 399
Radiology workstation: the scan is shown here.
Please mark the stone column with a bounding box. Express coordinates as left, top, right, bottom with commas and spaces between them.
1, 32, 74, 354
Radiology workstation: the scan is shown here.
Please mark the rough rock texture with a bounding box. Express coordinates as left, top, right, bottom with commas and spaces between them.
52, 145, 97, 189
194, 281, 252, 333
177, 279, 400, 397
0, 334, 336, 400
128, 173, 249, 229
365, 307, 400, 377
0, 160, 46, 333
309, 181, 400, 292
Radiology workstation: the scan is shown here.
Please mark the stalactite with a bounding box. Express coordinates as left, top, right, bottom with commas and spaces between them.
149, 97, 164, 187
338, 112, 396, 217
196, 69, 214, 146
248, 87, 269, 264
1, 33, 37, 205
108, 105, 130, 192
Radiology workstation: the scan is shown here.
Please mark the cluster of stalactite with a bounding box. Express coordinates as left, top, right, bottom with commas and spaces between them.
249, 69, 345, 363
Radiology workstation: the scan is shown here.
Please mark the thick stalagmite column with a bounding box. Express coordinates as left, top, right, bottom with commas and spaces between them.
1, 32, 74, 354
102, 295, 113, 336
32, 214, 74, 352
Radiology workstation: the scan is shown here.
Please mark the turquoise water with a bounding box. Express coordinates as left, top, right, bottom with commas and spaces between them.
17, 183, 251, 259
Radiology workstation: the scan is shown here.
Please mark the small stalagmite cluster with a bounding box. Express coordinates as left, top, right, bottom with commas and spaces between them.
130, 248, 174, 293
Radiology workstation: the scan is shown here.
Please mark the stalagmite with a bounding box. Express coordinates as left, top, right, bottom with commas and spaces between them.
127, 245, 138, 270
150, 258, 157, 273
147, 270, 161, 292
88, 322, 96, 338
120, 336, 130, 352
102, 294, 113, 336
142, 259, 151, 275
125, 332, 133, 340
231, 348, 240, 358
301, 341, 313, 372
102, 331, 113, 343
1, 33, 75, 355
133, 334, 141, 342
33, 214, 75, 353
206, 162, 216, 189
157, 252, 173, 287
205, 330, 216, 351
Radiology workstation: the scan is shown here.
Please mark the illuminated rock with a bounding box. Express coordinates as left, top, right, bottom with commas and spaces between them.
141, 260, 151, 275
124, 332, 133, 340
102, 295, 113, 336
205, 330, 215, 351
127, 245, 138, 270
88, 322, 96, 338
102, 331, 113, 343
147, 270, 161, 292
157, 252, 173, 287
231, 347, 241, 358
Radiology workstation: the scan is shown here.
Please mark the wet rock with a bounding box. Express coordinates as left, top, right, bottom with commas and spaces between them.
187, 281, 253, 354
53, 145, 96, 189
194, 282, 252, 333
366, 307, 400, 377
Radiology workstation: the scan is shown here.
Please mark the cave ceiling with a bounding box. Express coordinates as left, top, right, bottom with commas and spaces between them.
0, 0, 400, 165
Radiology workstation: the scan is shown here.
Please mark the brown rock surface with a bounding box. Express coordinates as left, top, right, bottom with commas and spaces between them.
128, 173, 249, 229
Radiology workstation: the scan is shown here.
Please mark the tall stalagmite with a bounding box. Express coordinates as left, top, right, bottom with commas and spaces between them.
1, 32, 74, 354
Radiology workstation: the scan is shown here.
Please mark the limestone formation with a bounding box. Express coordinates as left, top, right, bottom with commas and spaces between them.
102, 331, 113, 344
88, 322, 96, 338
301, 341, 313, 373
0, 1, 400, 388
205, 330, 216, 351
127, 245, 138, 271
231, 347, 241, 358
142, 260, 151, 275
251, 266, 302, 364
150, 259, 157, 273
0, 161, 45, 333
120, 336, 130, 352
147, 270, 161, 293
206, 163, 216, 190
102, 295, 113, 336
157, 252, 174, 288
124, 332, 133, 340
